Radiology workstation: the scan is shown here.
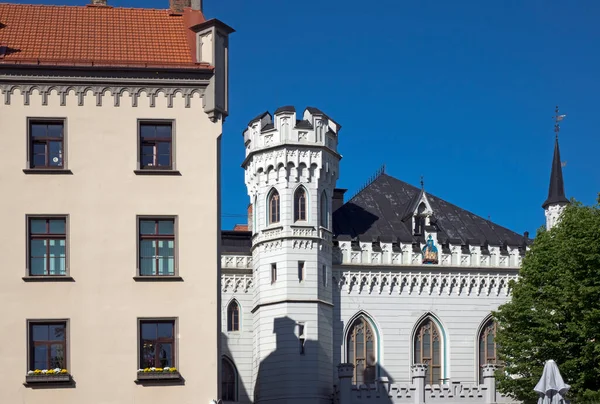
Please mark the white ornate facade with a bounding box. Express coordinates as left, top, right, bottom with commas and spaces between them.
219, 106, 568, 404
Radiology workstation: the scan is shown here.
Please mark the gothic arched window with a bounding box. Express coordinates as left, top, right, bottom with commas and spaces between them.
479, 318, 498, 383
414, 317, 442, 385
268, 189, 280, 225
227, 301, 239, 332
346, 316, 377, 385
294, 187, 307, 222
320, 191, 328, 229
221, 356, 238, 401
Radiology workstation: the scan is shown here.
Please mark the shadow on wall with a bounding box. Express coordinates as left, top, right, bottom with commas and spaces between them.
332, 276, 394, 404
221, 332, 249, 403
253, 316, 332, 404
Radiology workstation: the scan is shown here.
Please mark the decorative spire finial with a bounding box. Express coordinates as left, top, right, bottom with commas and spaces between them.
420, 175, 424, 190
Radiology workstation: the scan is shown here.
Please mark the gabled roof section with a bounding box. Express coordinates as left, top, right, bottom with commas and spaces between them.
401, 188, 433, 221
0, 3, 211, 69
333, 173, 528, 246
542, 136, 569, 209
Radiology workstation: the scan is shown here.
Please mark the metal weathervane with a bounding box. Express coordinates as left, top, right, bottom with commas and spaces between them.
554, 105, 566, 139
554, 106, 568, 167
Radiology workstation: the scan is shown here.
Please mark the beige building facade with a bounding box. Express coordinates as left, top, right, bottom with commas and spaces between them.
0, 1, 233, 403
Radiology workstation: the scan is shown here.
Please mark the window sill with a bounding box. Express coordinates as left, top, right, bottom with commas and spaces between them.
134, 169, 181, 176
135, 371, 183, 385
133, 276, 183, 282
23, 276, 74, 282
24, 373, 74, 387
23, 168, 73, 175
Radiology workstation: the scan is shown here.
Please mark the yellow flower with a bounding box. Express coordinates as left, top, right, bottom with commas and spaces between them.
143, 368, 150, 372
170, 367, 177, 372
60, 369, 68, 374
155, 368, 163, 372
47, 369, 55, 374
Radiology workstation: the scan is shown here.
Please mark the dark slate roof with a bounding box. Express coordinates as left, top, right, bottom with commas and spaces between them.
261, 123, 275, 132
333, 173, 529, 247
542, 136, 569, 208
295, 120, 313, 129
221, 231, 252, 254
274, 105, 296, 114
247, 111, 270, 126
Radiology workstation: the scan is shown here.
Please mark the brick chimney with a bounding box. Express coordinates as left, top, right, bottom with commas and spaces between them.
169, 0, 190, 14
333, 188, 347, 213
247, 203, 253, 232
90, 0, 107, 5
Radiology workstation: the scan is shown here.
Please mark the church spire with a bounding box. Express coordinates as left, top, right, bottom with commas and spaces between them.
542, 107, 569, 209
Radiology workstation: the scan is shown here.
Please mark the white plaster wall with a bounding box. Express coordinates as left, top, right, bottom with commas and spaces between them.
222, 288, 254, 403
332, 271, 511, 384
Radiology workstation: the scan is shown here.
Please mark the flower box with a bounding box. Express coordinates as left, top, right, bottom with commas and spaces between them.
25, 373, 72, 383
136, 370, 181, 381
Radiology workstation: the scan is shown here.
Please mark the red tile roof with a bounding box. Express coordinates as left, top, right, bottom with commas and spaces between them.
0, 3, 211, 69
233, 224, 249, 232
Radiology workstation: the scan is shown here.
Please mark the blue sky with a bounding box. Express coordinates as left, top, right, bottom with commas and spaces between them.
17, 0, 600, 235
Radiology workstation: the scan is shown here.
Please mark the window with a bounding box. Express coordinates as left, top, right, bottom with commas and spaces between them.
29, 120, 64, 169
414, 317, 442, 385
268, 189, 280, 224
28, 217, 67, 276
28, 321, 67, 371
414, 202, 427, 235
222, 357, 238, 401
139, 122, 173, 170
271, 263, 277, 284
294, 187, 307, 222
138, 218, 175, 276
298, 323, 306, 355
139, 320, 175, 369
479, 318, 499, 383
227, 301, 240, 332
320, 191, 328, 229
347, 316, 376, 385
298, 261, 305, 282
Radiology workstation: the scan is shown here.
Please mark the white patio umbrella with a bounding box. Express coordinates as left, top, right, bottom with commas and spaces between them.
534, 360, 570, 404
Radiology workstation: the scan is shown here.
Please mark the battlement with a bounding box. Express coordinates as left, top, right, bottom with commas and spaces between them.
335, 364, 517, 404
242, 106, 341, 161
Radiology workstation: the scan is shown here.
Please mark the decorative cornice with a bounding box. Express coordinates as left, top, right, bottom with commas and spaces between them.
221, 254, 253, 270
333, 269, 517, 296
221, 274, 253, 293
1, 83, 206, 108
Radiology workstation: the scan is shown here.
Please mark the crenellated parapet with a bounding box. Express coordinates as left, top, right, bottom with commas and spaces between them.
333, 238, 525, 269
242, 106, 341, 198
333, 269, 518, 296
336, 363, 517, 404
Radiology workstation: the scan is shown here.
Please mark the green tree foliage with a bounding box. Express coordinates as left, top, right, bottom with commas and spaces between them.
493, 196, 600, 403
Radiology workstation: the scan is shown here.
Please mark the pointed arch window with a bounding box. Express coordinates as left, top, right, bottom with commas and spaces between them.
320, 191, 328, 229
414, 317, 442, 385
414, 202, 427, 235
479, 318, 499, 383
294, 187, 307, 222
346, 316, 377, 385
227, 301, 240, 332
268, 189, 280, 224
221, 356, 238, 401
